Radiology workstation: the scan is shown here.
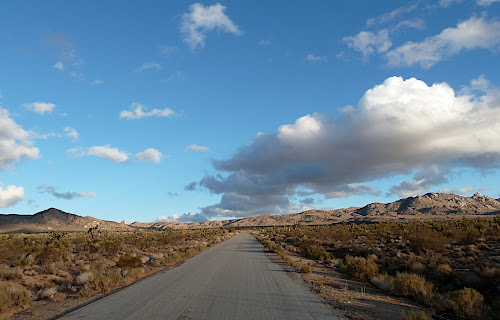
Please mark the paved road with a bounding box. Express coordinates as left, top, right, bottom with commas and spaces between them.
60, 233, 344, 320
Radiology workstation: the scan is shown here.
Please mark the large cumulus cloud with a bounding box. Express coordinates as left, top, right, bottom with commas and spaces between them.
194, 76, 500, 218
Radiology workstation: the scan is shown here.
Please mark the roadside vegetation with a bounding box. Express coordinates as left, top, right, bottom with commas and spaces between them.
254, 216, 500, 319
0, 228, 235, 318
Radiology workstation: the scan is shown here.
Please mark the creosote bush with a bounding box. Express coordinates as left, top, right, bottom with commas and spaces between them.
342, 255, 378, 282
443, 287, 484, 319
401, 310, 432, 320
393, 272, 434, 304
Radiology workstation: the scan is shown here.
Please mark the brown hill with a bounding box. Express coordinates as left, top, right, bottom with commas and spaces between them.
0, 208, 132, 233
136, 192, 500, 230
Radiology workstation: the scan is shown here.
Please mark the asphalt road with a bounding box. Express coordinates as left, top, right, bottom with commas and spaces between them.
60, 233, 344, 320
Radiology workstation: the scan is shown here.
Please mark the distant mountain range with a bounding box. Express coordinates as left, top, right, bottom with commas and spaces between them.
1, 192, 499, 233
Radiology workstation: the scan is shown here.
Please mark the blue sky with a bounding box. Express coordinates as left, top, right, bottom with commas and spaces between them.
1, 0, 500, 223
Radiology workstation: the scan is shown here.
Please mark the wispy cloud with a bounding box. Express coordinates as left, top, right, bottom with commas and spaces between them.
119, 103, 175, 120
38, 184, 97, 200
53, 61, 64, 70
366, 2, 418, 27
64, 127, 79, 140
135, 62, 162, 72
185, 144, 210, 152
343, 29, 392, 60
181, 3, 242, 50
68, 146, 129, 163
258, 39, 272, 46
91, 79, 104, 86
305, 54, 328, 63
386, 15, 500, 68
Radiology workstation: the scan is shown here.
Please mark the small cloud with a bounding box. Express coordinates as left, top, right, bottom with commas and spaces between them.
157, 212, 208, 223
53, 61, 64, 70
185, 144, 210, 152
38, 184, 97, 200
184, 182, 198, 191
160, 46, 177, 56
181, 3, 242, 50
119, 103, 175, 120
135, 62, 162, 72
135, 148, 163, 163
258, 39, 272, 46
0, 184, 24, 208
64, 127, 79, 140
24, 102, 56, 114
69, 145, 129, 163
91, 79, 104, 86
70, 72, 85, 81
161, 71, 185, 83
305, 54, 328, 63
167, 192, 179, 197
28, 131, 60, 140
343, 29, 392, 60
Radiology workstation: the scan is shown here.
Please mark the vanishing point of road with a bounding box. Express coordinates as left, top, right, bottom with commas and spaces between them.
60, 233, 344, 320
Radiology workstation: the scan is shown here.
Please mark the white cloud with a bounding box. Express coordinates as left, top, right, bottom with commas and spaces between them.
64, 127, 79, 140
160, 45, 177, 56
343, 29, 392, 59
91, 80, 104, 86
135, 62, 162, 72
440, 186, 474, 195
258, 40, 272, 46
305, 54, 328, 63
119, 103, 175, 120
135, 148, 163, 163
181, 3, 242, 50
24, 102, 56, 114
387, 15, 500, 68
392, 19, 426, 31
194, 76, 500, 218
53, 61, 64, 70
0, 184, 24, 208
185, 144, 210, 152
38, 184, 97, 200
0, 108, 39, 169
439, 0, 463, 7
77, 145, 129, 163
366, 3, 418, 27
477, 0, 500, 6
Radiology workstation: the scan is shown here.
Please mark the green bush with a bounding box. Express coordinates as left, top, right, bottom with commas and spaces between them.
342, 255, 379, 282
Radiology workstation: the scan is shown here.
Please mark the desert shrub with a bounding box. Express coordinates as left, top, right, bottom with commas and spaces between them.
116, 253, 141, 268
285, 245, 296, 252
299, 241, 330, 261
301, 265, 312, 274
444, 287, 484, 319
458, 227, 481, 245
393, 272, 434, 304
0, 266, 24, 280
0, 281, 31, 312
436, 264, 453, 275
88, 269, 122, 293
407, 228, 446, 253
370, 273, 394, 291
401, 310, 432, 320
263, 240, 281, 253
342, 255, 379, 282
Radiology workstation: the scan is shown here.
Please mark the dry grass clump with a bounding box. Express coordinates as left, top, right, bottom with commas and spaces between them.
0, 281, 31, 313
300, 265, 312, 274
116, 253, 142, 268
401, 310, 432, 320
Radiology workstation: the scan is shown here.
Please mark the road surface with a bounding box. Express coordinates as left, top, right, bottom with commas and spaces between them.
60, 233, 344, 320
